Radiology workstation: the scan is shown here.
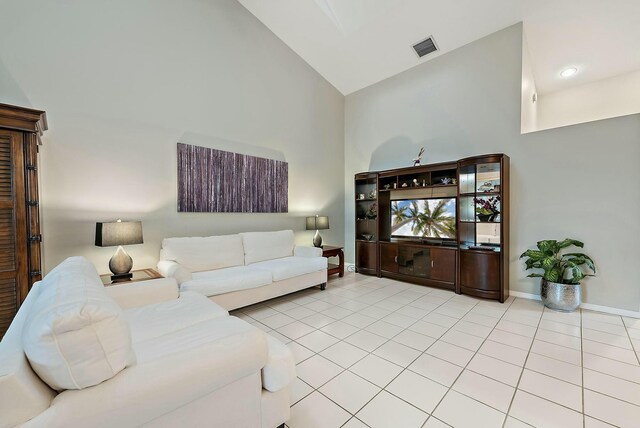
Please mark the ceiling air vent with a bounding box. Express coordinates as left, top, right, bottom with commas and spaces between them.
412, 36, 438, 58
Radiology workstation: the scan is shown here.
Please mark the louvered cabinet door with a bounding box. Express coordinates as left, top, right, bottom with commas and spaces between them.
0, 131, 28, 338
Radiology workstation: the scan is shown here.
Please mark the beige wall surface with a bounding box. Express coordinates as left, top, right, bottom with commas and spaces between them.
0, 0, 345, 273
345, 24, 640, 311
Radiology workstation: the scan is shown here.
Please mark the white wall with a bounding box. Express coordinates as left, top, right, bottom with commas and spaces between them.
537, 70, 640, 131
0, 0, 345, 273
345, 24, 640, 311
520, 33, 538, 133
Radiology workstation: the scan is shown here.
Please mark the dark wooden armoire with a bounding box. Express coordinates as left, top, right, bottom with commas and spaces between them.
0, 103, 47, 338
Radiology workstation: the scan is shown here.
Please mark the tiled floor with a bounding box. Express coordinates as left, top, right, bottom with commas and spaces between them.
231, 273, 640, 428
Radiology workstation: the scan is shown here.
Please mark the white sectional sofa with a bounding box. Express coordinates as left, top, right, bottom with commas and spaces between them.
157, 230, 328, 310
0, 257, 295, 428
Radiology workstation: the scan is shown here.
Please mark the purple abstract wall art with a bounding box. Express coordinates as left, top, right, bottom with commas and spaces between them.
177, 143, 288, 213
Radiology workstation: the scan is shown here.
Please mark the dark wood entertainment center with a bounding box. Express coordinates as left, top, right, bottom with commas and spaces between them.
355, 153, 509, 302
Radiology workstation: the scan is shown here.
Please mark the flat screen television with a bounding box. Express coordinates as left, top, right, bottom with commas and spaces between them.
391, 198, 456, 239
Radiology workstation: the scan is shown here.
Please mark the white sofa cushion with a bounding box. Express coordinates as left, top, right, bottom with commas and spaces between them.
241, 230, 295, 265
181, 265, 273, 297
21, 257, 135, 391
124, 291, 228, 343
251, 256, 328, 282
0, 282, 56, 428
161, 234, 245, 272
262, 334, 296, 392
133, 316, 265, 364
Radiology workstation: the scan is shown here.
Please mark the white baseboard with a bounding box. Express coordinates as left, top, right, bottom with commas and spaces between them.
510, 291, 640, 318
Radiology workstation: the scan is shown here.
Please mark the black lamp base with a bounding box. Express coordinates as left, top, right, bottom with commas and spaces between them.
110, 272, 133, 282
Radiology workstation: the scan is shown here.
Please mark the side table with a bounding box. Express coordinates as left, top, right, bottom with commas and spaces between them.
322, 246, 344, 278
100, 268, 163, 286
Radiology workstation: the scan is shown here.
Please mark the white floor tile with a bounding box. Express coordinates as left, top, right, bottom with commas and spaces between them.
321, 306, 354, 320
364, 320, 404, 339
451, 320, 493, 338
386, 370, 448, 413
301, 313, 337, 329
261, 312, 296, 329
408, 320, 448, 338
296, 330, 340, 353
285, 306, 317, 320
277, 321, 316, 340
479, 340, 528, 366
356, 391, 428, 428
350, 354, 403, 388
503, 416, 534, 427
392, 329, 436, 352
423, 417, 452, 428
452, 370, 515, 412
496, 319, 537, 337
423, 312, 458, 328
584, 368, 640, 406
509, 390, 583, 428
440, 329, 485, 351
381, 312, 417, 328
583, 352, 640, 384
524, 352, 582, 386
538, 319, 581, 337
467, 353, 523, 387
426, 340, 474, 367
583, 339, 639, 365
530, 339, 581, 366
296, 355, 343, 388
433, 390, 505, 428
287, 341, 315, 364
583, 327, 633, 350
342, 417, 369, 428
320, 320, 360, 340
518, 369, 582, 412
288, 391, 351, 428
409, 354, 463, 387
320, 341, 368, 368
342, 312, 378, 328
535, 328, 582, 350
488, 329, 533, 350
584, 416, 616, 428
462, 312, 499, 328
373, 340, 421, 367
584, 389, 640, 428
291, 377, 314, 404
343, 330, 387, 352
319, 371, 380, 414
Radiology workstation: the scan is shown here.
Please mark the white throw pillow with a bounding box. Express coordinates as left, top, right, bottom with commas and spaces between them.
22, 257, 136, 391
160, 234, 245, 272
241, 230, 295, 265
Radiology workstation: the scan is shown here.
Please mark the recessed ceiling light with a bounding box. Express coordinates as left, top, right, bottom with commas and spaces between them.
560, 67, 578, 78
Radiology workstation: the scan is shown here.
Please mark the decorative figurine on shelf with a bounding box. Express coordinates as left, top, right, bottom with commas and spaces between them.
441, 177, 452, 185
412, 147, 425, 167
365, 203, 377, 219
384, 184, 391, 190
413, 179, 419, 187
368, 189, 376, 199
401, 182, 408, 188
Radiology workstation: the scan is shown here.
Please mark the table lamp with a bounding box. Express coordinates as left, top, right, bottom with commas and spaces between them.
95, 219, 143, 281
306, 215, 329, 248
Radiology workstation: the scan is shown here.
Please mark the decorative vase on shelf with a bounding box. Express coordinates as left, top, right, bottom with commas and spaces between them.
477, 213, 491, 222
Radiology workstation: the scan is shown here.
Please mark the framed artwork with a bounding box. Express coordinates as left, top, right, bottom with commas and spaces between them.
177, 143, 288, 213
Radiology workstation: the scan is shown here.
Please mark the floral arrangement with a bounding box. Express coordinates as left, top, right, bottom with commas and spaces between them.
474, 196, 500, 215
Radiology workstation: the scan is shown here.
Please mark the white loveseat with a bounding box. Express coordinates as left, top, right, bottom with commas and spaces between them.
157, 230, 328, 310
0, 257, 295, 428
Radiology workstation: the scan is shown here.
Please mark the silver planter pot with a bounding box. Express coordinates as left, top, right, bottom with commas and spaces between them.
541, 279, 581, 312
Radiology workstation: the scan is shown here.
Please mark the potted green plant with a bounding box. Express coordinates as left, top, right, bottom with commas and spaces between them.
520, 239, 596, 312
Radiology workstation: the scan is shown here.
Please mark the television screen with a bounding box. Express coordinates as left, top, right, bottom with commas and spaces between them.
391, 198, 456, 239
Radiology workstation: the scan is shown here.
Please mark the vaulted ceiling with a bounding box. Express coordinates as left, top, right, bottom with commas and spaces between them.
237, 0, 640, 95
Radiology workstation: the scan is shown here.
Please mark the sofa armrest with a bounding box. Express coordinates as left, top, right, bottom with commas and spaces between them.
104, 278, 179, 309
157, 260, 193, 284
294, 245, 322, 258
23, 324, 268, 428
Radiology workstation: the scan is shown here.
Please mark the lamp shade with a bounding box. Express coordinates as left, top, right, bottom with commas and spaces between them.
306, 215, 329, 231
95, 220, 143, 247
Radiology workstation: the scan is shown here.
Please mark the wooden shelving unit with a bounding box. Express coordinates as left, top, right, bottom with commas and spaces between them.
354, 153, 510, 302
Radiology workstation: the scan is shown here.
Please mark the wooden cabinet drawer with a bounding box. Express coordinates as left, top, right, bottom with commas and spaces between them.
430, 249, 456, 283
